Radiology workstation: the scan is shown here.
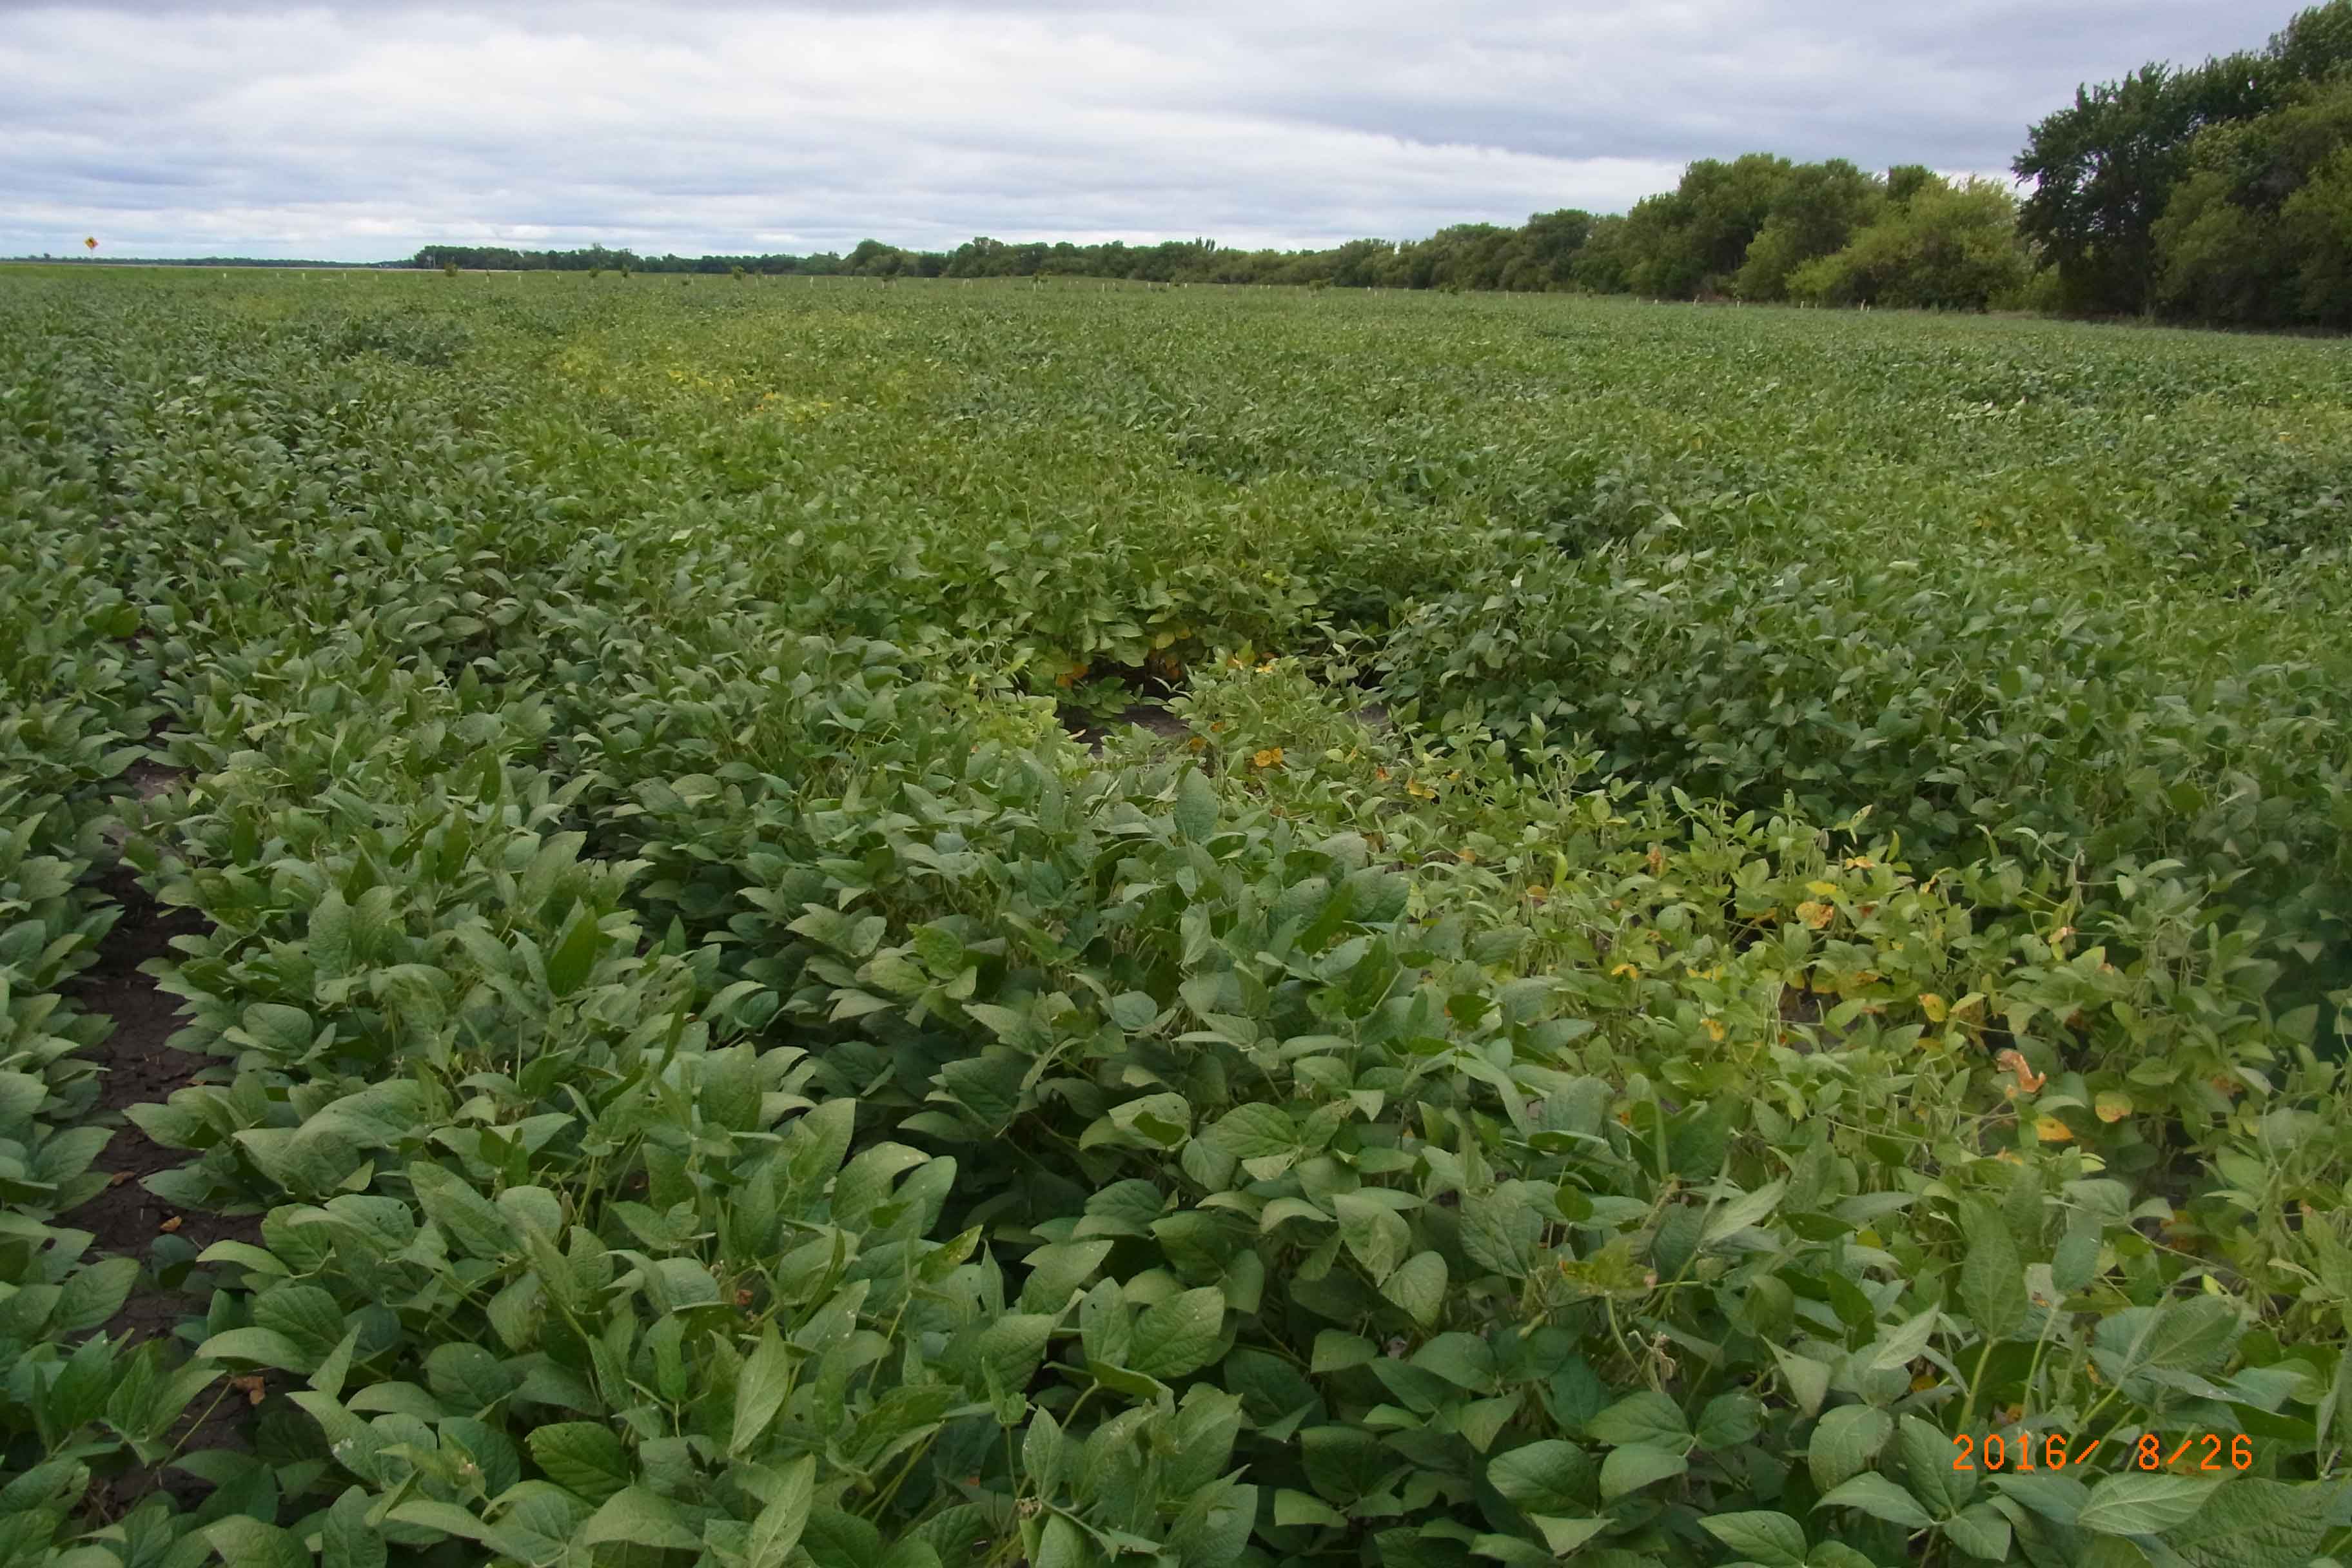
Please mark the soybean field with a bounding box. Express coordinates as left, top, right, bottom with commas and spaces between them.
5, 266, 2352, 1568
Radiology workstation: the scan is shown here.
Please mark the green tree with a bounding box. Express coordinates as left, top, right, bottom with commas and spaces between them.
2266, 0, 2352, 84
2282, 144, 2352, 320
2153, 166, 2280, 322
1615, 192, 1696, 297
1326, 239, 1395, 289
843, 239, 906, 275
1415, 223, 1515, 289
2155, 77, 2352, 325
2014, 63, 2237, 313
1619, 154, 1796, 297
1499, 209, 1596, 290
1734, 159, 1886, 300
2014, 0, 2352, 315
1886, 163, 1939, 205
1790, 175, 2030, 310
1569, 215, 1634, 293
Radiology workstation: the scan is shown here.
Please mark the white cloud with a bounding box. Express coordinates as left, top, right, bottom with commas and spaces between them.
0, 0, 2280, 259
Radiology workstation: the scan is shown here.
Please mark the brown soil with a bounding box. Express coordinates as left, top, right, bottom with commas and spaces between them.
1066, 701, 1191, 752
63, 827, 264, 1514
67, 864, 258, 1297
122, 758, 185, 803
1778, 986, 1826, 1027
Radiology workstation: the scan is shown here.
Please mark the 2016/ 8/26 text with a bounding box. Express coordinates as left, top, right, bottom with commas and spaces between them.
1952, 1433, 2256, 1471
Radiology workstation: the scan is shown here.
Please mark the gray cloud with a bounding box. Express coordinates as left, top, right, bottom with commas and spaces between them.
0, 0, 2283, 259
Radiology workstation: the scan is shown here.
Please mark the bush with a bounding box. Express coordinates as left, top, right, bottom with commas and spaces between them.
1789, 177, 2030, 310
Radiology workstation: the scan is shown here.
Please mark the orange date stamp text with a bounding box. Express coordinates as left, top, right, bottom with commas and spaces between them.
1950, 1431, 2255, 1472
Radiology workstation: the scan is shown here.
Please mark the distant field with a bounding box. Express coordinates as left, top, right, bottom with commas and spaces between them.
6, 266, 2350, 1566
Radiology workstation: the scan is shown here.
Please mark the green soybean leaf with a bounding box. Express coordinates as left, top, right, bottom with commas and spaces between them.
1817, 1473, 1935, 1529
1382, 1251, 1448, 1326
1204, 1103, 1297, 1161
319, 1487, 385, 1568
1698, 1511, 1807, 1568
195, 1328, 313, 1374
54, 1257, 137, 1333
1586, 1390, 1690, 1449
2160, 1478, 2331, 1567
204, 1518, 306, 1568
1129, 1288, 1226, 1379
545, 907, 605, 998
579, 1486, 699, 1551
1036, 1514, 1086, 1568
2074, 1473, 2224, 1537
1943, 1502, 2013, 1562
310, 891, 355, 981
1486, 1440, 1589, 1515
1809, 1405, 1894, 1492
1175, 770, 1217, 842
747, 1456, 817, 1568
1959, 1202, 2026, 1340
1599, 1444, 1687, 1500
733, 1324, 792, 1455
528, 1422, 631, 1504
1901, 1415, 1973, 1517
1527, 1516, 1611, 1556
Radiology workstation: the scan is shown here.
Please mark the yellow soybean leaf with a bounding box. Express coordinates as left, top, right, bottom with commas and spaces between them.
2034, 1116, 2073, 1143
2094, 1092, 2132, 1123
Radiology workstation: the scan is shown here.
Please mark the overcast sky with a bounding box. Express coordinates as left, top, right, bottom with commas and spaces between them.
0, 1, 2277, 260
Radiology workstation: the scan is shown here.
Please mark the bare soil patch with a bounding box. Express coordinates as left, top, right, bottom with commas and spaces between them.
1065, 701, 1191, 752
64, 830, 262, 1512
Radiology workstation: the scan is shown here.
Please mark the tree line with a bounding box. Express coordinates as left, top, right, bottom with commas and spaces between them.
407, 0, 2346, 328
404, 168, 2031, 312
